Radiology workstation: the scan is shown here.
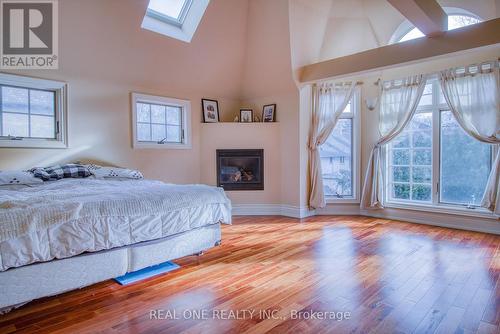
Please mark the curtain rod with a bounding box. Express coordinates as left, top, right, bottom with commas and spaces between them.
314, 80, 364, 86
373, 59, 499, 85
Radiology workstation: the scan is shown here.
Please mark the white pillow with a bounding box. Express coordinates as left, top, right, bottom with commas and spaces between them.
89, 166, 143, 180
0, 171, 43, 186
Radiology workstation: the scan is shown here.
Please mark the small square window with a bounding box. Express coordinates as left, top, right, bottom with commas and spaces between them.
0, 73, 67, 148
131, 93, 191, 149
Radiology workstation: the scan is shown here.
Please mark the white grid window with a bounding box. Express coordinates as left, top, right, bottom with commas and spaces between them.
386, 78, 494, 210
0, 73, 67, 149
388, 111, 432, 202
132, 93, 191, 149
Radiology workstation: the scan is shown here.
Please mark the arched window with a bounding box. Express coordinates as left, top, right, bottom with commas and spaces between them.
389, 8, 482, 44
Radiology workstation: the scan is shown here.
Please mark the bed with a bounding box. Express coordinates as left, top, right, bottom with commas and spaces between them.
0, 178, 231, 312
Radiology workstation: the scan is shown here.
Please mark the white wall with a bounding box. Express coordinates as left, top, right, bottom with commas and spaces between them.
0, 0, 249, 184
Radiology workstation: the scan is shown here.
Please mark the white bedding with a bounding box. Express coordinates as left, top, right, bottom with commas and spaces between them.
0, 179, 231, 271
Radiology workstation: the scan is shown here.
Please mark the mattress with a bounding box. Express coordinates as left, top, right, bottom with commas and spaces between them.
0, 179, 231, 272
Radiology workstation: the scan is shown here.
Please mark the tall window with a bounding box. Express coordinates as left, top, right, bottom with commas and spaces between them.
320, 91, 360, 201
392, 9, 482, 44
386, 79, 494, 208
0, 73, 67, 148
131, 93, 191, 149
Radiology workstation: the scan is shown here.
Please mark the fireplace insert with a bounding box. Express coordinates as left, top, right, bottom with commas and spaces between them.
216, 149, 264, 190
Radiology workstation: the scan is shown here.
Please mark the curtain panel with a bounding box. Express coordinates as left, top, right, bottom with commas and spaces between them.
308, 82, 357, 209
361, 75, 428, 209
439, 61, 500, 214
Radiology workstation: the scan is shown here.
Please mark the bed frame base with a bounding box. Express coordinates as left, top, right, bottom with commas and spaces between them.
0, 224, 221, 313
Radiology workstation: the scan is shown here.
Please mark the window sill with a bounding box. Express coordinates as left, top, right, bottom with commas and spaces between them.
325, 197, 360, 204
0, 139, 67, 149
133, 142, 192, 150
383, 201, 498, 220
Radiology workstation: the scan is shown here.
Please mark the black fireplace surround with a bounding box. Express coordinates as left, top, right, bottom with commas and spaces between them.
216, 149, 264, 191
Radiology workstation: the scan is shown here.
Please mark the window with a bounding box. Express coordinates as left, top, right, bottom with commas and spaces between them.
320, 90, 360, 201
388, 111, 432, 202
131, 93, 191, 149
440, 111, 491, 206
390, 8, 483, 44
146, 0, 192, 26
386, 79, 494, 209
141, 0, 209, 43
0, 73, 67, 148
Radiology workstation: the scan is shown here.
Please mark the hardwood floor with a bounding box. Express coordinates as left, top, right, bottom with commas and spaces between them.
1, 216, 499, 334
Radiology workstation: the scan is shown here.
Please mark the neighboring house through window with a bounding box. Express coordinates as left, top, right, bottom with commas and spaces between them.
319, 89, 360, 201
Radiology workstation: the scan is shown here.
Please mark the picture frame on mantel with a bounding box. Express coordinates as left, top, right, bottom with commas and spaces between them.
240, 109, 253, 123
202, 99, 220, 123
262, 104, 276, 122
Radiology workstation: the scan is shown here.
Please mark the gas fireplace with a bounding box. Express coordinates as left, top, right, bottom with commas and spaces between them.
216, 149, 264, 190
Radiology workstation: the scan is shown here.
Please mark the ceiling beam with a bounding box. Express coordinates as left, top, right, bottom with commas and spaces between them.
387, 0, 447, 37
299, 18, 500, 83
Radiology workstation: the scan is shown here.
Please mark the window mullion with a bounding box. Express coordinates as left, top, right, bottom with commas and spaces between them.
28, 89, 31, 138
432, 82, 440, 206
0, 87, 2, 137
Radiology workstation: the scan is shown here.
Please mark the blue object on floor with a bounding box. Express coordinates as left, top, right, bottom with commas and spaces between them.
114, 261, 180, 285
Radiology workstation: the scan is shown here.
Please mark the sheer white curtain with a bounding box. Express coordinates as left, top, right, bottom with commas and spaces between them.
308, 82, 357, 209
439, 61, 500, 213
361, 75, 427, 209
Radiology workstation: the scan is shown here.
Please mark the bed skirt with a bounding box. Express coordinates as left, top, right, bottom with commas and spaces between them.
0, 223, 221, 312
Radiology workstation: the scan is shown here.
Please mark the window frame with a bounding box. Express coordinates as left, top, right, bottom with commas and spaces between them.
131, 92, 191, 150
0, 73, 68, 149
383, 77, 496, 216
146, 0, 193, 27
324, 88, 361, 204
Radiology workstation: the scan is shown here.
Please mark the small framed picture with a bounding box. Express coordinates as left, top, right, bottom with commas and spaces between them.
240, 109, 253, 123
202, 99, 220, 123
262, 104, 276, 122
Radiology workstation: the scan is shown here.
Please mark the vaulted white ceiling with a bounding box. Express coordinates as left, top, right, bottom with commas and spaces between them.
289, 0, 500, 73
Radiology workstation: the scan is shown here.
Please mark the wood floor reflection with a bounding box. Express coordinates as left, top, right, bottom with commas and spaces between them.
1, 216, 499, 334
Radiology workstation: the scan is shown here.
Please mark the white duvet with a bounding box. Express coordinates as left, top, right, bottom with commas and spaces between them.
0, 179, 231, 271
0, 178, 231, 242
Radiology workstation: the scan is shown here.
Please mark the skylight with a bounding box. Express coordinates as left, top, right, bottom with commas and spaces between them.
142, 0, 209, 43
398, 14, 482, 43
147, 0, 192, 24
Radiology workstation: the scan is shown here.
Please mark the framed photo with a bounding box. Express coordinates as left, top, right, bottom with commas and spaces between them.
240, 109, 253, 123
262, 104, 276, 122
202, 99, 220, 123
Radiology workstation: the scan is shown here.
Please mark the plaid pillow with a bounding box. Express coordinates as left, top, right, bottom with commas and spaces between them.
31, 164, 92, 181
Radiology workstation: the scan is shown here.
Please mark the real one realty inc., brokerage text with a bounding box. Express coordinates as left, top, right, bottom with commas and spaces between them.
150, 309, 352, 321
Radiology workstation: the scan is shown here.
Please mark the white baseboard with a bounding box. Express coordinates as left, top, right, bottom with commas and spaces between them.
360, 208, 500, 235
232, 204, 315, 218
232, 203, 500, 235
